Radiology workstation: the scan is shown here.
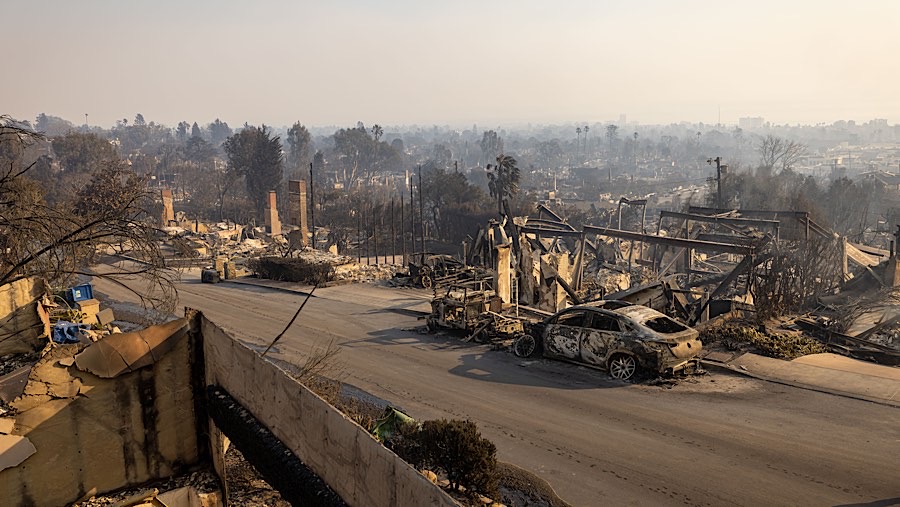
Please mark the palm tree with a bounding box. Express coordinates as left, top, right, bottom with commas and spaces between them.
486, 154, 520, 216
583, 125, 590, 156
370, 124, 384, 142
575, 127, 582, 154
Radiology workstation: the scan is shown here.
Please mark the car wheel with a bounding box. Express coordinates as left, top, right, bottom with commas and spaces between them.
513, 334, 537, 358
608, 354, 637, 380
420, 274, 433, 289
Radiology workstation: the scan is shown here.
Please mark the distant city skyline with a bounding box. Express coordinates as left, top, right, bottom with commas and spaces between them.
4, 1, 899, 129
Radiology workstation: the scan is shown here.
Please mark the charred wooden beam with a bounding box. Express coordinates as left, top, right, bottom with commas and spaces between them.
660, 210, 781, 230
687, 206, 810, 219
582, 226, 755, 255
696, 233, 765, 246
555, 275, 582, 305
537, 203, 567, 223
526, 218, 577, 231
521, 225, 755, 256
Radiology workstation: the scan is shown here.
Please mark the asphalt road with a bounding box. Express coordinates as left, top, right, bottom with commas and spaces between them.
94, 273, 900, 507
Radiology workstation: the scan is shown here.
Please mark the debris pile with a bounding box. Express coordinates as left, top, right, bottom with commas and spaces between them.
245, 249, 403, 285
0, 311, 203, 506
73, 471, 221, 507
247, 256, 336, 284
701, 322, 826, 360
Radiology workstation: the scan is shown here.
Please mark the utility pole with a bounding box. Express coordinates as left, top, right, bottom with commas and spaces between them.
409, 176, 414, 261
356, 206, 361, 263
400, 194, 406, 265
708, 156, 723, 210
364, 199, 369, 265
391, 197, 395, 265
418, 164, 425, 264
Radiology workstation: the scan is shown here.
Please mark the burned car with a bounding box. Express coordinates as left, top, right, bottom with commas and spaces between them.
426, 280, 527, 342
520, 301, 702, 380
408, 254, 466, 289
426, 280, 501, 332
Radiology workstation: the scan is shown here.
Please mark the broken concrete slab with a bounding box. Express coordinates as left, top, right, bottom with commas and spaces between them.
0, 418, 13, 434
97, 308, 116, 326
74, 318, 188, 378
77, 298, 101, 325
0, 318, 202, 506
0, 434, 36, 472
0, 365, 30, 404
157, 485, 223, 507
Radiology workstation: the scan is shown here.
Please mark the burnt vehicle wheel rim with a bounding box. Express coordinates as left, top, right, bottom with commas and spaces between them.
420, 274, 433, 288
514, 334, 536, 358
609, 354, 636, 380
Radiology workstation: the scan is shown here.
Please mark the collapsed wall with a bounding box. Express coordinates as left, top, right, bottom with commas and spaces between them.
0, 278, 51, 356
0, 319, 204, 506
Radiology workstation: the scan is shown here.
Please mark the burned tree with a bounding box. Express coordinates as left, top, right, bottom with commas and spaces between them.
758, 135, 806, 175
0, 115, 176, 315
750, 236, 844, 320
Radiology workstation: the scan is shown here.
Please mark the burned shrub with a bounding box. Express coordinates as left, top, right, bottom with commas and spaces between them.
751, 237, 844, 320
390, 418, 499, 499
701, 324, 825, 360
247, 256, 334, 284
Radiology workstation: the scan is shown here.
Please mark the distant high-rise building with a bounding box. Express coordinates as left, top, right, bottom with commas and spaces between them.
739, 117, 765, 130
619, 114, 626, 126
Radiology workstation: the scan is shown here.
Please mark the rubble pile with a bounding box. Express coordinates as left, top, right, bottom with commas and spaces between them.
867, 324, 900, 350
248, 256, 337, 284
339, 262, 401, 283
244, 248, 402, 284
701, 323, 826, 360
73, 470, 220, 507
584, 269, 630, 296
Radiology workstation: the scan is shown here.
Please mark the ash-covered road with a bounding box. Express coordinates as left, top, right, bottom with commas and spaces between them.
96, 273, 900, 506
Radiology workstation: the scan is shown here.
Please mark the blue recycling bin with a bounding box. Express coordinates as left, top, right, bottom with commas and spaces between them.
67, 283, 94, 304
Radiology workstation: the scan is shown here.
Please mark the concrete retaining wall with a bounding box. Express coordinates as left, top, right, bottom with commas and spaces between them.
198, 314, 457, 507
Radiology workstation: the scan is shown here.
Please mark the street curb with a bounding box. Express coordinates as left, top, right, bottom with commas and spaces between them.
224, 279, 316, 298
700, 359, 900, 408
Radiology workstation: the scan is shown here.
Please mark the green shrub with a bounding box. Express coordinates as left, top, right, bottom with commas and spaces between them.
389, 419, 499, 499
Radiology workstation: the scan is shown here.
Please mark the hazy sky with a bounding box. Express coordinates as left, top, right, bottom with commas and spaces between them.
4, 1, 898, 129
